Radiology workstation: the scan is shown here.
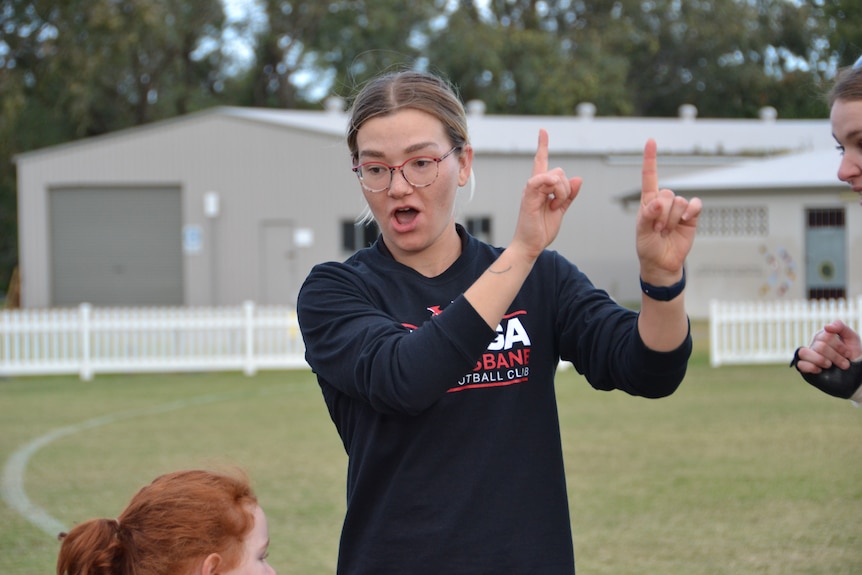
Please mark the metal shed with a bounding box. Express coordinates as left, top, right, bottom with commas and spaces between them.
15, 104, 835, 318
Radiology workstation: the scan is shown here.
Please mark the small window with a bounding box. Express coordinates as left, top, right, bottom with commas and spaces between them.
807, 208, 844, 228
465, 216, 493, 244
341, 220, 379, 253
697, 206, 768, 237
808, 288, 846, 300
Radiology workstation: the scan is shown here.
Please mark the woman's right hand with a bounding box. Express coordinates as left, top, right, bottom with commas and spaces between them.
511, 129, 581, 260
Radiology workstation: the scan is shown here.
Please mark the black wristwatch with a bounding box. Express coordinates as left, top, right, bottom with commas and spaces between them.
640, 268, 686, 302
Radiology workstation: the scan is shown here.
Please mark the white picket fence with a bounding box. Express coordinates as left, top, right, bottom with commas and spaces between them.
0, 301, 308, 380
709, 297, 862, 367
3, 298, 859, 378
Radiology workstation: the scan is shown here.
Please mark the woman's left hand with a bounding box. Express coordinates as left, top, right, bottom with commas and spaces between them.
636, 139, 702, 283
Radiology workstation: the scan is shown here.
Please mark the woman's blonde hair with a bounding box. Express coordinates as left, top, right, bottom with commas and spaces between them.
346, 70, 470, 163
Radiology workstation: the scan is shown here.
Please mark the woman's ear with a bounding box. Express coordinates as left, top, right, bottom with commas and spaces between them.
458, 145, 474, 187
200, 553, 222, 575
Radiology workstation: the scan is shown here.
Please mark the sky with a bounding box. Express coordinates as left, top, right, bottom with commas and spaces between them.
217, 0, 493, 70
215, 0, 494, 99
220, 0, 266, 72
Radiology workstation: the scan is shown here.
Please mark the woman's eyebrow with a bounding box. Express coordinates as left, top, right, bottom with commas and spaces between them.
835, 127, 862, 142
404, 141, 438, 154
359, 142, 438, 160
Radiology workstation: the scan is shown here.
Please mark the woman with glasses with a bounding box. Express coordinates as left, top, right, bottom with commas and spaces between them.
791, 59, 862, 406
297, 69, 701, 574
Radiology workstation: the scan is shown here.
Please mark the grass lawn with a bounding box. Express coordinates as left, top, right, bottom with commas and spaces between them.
1, 328, 860, 574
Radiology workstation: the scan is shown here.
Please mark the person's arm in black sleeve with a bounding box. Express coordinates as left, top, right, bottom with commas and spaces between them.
297, 265, 496, 415
555, 259, 692, 399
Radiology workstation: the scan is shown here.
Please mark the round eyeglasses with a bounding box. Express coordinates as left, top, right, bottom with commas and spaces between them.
352, 147, 461, 193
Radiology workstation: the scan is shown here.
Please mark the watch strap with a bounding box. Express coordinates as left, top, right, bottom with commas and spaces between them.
640, 268, 686, 302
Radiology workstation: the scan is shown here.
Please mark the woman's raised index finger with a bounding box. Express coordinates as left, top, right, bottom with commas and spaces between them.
641, 139, 658, 206
533, 129, 550, 176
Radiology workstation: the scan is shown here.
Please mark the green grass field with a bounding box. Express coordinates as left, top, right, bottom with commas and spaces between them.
1, 332, 860, 574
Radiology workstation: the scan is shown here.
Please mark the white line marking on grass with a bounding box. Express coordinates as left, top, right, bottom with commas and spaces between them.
2, 390, 252, 538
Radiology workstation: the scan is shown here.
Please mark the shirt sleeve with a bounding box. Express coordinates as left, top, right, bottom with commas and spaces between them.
552, 252, 692, 398
297, 262, 497, 415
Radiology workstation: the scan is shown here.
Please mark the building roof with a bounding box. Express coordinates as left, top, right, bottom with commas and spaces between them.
617, 148, 845, 204
221, 105, 834, 156
466, 115, 832, 156
16, 104, 833, 161
220, 106, 349, 137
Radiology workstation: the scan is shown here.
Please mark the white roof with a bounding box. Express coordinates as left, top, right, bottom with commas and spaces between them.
222, 105, 834, 156
17, 104, 834, 161
221, 106, 349, 136
466, 115, 832, 156
618, 148, 844, 203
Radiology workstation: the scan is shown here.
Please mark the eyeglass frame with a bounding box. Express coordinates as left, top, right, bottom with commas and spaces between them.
351, 146, 461, 193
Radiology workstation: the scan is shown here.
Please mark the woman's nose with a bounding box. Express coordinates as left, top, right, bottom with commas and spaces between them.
387, 170, 413, 197
837, 153, 861, 183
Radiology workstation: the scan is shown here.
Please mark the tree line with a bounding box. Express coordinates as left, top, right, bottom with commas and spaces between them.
0, 0, 858, 301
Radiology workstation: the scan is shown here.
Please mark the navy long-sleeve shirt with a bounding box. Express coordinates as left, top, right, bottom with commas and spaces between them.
297, 225, 691, 575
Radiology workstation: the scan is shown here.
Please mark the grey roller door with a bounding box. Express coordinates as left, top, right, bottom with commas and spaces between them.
49, 186, 183, 306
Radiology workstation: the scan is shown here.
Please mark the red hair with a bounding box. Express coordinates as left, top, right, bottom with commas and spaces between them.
57, 469, 258, 575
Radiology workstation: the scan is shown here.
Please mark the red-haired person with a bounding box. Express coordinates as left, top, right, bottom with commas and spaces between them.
791, 59, 862, 406
57, 469, 276, 575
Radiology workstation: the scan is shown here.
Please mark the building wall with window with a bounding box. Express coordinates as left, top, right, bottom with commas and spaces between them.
626, 149, 861, 318
16, 109, 360, 307
15, 105, 836, 317
456, 149, 749, 304
684, 192, 860, 317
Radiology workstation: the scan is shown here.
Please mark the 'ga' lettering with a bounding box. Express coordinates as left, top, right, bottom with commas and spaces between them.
488, 316, 531, 351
